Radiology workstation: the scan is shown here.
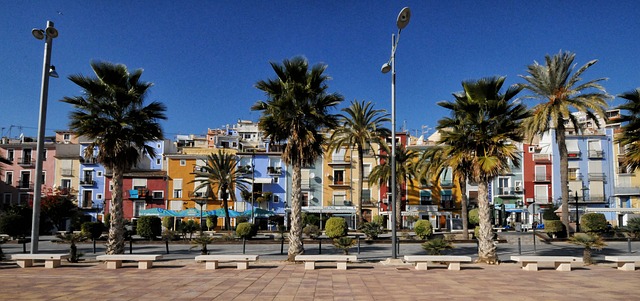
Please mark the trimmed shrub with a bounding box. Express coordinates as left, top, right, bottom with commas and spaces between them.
421, 238, 454, 255
468, 208, 479, 226
359, 222, 382, 240
414, 220, 433, 239
372, 215, 384, 226
325, 217, 348, 238
81, 222, 104, 240
236, 222, 257, 239
136, 216, 162, 240
332, 237, 356, 255
542, 206, 560, 220
302, 213, 320, 227
580, 213, 607, 234
303, 224, 321, 238
626, 217, 640, 239
543, 220, 565, 235
0, 205, 32, 238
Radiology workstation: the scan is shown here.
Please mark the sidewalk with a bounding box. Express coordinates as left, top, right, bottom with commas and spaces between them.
0, 258, 638, 300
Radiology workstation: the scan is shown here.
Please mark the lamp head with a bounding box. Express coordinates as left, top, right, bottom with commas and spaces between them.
381, 62, 391, 73
46, 26, 58, 38
49, 65, 59, 78
396, 7, 411, 30
32, 29, 45, 40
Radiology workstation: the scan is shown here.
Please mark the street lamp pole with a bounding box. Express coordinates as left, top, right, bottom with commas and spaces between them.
574, 191, 579, 233
30, 21, 59, 254
381, 7, 411, 259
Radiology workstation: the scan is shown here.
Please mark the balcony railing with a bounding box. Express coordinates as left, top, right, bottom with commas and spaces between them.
588, 150, 604, 159
267, 166, 282, 175
301, 179, 311, 189
567, 151, 581, 159
60, 169, 73, 176
80, 157, 98, 164
533, 196, 552, 204
329, 156, 351, 165
17, 181, 33, 190
362, 199, 376, 207
497, 186, 523, 196
18, 158, 35, 166
332, 200, 353, 207
80, 178, 96, 186
128, 188, 149, 199
237, 165, 253, 174
588, 173, 606, 181
533, 154, 551, 163
188, 191, 208, 199
534, 174, 551, 182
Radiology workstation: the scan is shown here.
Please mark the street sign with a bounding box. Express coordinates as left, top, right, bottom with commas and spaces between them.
527, 203, 541, 215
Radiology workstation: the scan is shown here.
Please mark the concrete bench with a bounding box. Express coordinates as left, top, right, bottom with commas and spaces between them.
511, 256, 583, 271
403, 255, 473, 271
11, 254, 70, 268
295, 255, 357, 270
96, 254, 163, 269
195, 255, 259, 270
605, 256, 640, 271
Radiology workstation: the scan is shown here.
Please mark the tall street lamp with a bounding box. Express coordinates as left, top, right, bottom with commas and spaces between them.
381, 7, 411, 259
30, 21, 59, 254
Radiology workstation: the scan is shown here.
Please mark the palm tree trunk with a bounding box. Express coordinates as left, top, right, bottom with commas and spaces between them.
458, 174, 469, 240
106, 165, 125, 254
477, 181, 498, 264
223, 198, 230, 231
583, 247, 592, 265
556, 122, 570, 237
356, 146, 364, 226
287, 160, 303, 261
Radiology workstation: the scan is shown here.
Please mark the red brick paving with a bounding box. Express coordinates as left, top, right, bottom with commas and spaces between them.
0, 259, 638, 300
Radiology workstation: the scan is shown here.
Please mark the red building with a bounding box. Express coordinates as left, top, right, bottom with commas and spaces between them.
104, 170, 167, 220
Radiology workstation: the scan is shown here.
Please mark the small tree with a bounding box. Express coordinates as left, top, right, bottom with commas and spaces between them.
0, 205, 32, 239
359, 221, 382, 240
372, 215, 384, 227
81, 222, 104, 253
236, 222, 257, 254
626, 217, 640, 239
421, 238, 454, 255
468, 208, 479, 226
56, 232, 87, 263
206, 215, 216, 231
333, 236, 356, 255
190, 233, 214, 255
136, 216, 162, 240
181, 220, 198, 239
414, 220, 433, 240
325, 217, 348, 239
544, 220, 565, 238
568, 233, 606, 265
303, 224, 321, 239
162, 216, 173, 231
542, 206, 560, 221
580, 213, 608, 234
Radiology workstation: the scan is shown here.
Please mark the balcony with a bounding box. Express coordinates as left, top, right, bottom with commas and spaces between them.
567, 151, 581, 159
17, 180, 33, 190
497, 186, 523, 196
588, 173, 606, 181
332, 200, 353, 207
588, 150, 604, 159
329, 180, 350, 188
188, 191, 208, 199
267, 166, 282, 175
128, 188, 149, 199
237, 165, 252, 174
533, 154, 551, 163
615, 186, 640, 196
60, 169, 73, 176
533, 196, 552, 204
80, 157, 98, 164
534, 174, 551, 182
79, 178, 96, 186
18, 158, 35, 166
440, 180, 454, 187
568, 172, 581, 181
301, 179, 311, 189
328, 156, 351, 166
362, 199, 376, 207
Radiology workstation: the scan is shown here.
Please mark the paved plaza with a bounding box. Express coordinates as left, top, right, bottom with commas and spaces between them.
1, 235, 639, 300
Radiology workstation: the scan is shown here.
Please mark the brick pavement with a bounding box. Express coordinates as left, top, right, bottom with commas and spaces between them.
0, 258, 639, 300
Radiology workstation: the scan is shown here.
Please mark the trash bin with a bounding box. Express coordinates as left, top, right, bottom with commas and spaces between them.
515, 222, 522, 232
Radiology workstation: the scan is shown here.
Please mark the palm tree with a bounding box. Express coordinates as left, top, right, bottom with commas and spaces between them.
368, 141, 419, 229
191, 151, 251, 231
615, 88, 640, 172
520, 51, 610, 236
417, 144, 472, 239
252, 57, 343, 261
328, 100, 390, 225
437, 77, 528, 264
61, 61, 166, 254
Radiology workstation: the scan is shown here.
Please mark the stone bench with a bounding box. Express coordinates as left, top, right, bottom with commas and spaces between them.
96, 254, 163, 269
605, 256, 640, 271
195, 255, 259, 270
11, 254, 70, 268
403, 255, 473, 271
295, 255, 357, 270
511, 256, 583, 271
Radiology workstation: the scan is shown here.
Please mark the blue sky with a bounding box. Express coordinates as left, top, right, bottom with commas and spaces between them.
2, 1, 639, 140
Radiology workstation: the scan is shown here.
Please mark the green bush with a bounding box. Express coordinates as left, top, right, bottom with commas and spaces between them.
542, 206, 560, 220
303, 224, 321, 238
302, 213, 320, 227
206, 215, 216, 231
468, 208, 479, 226
325, 217, 348, 238
421, 238, 454, 255
136, 216, 162, 240
359, 222, 382, 240
332, 237, 355, 255
372, 215, 384, 226
162, 216, 173, 230
543, 220, 565, 235
235, 222, 257, 239
580, 213, 607, 234
414, 220, 433, 239
626, 217, 640, 239
0, 205, 32, 238
81, 222, 104, 240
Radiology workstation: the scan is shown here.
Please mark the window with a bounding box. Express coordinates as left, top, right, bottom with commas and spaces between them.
63, 133, 70, 141
3, 193, 11, 205
109, 180, 114, 191
42, 149, 47, 161
5, 171, 12, 185
363, 164, 371, 179
21, 149, 32, 164
333, 194, 346, 206
273, 195, 280, 203
153, 191, 164, 199
180, 160, 186, 166
133, 201, 145, 217
273, 177, 279, 183
497, 177, 509, 194
156, 158, 161, 165
173, 179, 183, 198
61, 179, 71, 189
83, 190, 93, 208
420, 190, 432, 205
41, 171, 46, 185
302, 193, 309, 207
535, 165, 547, 181
333, 170, 344, 184
441, 190, 454, 209
96, 194, 103, 200
157, 143, 161, 148
97, 171, 103, 177
7, 149, 14, 161
19, 193, 30, 205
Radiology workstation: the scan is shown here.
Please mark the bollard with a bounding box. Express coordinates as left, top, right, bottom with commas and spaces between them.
280, 236, 284, 255
318, 239, 322, 254
165, 240, 170, 254
629, 238, 632, 254
129, 239, 133, 254
242, 238, 246, 254
357, 235, 361, 254
518, 237, 522, 255
532, 232, 536, 253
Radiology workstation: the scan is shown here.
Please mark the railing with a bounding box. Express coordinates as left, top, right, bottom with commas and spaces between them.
17, 181, 33, 190
534, 174, 551, 182
333, 200, 353, 206
533, 196, 552, 204
362, 199, 376, 207
61, 169, 73, 176
237, 165, 252, 174
18, 158, 34, 166
533, 154, 551, 162
188, 191, 208, 199
615, 186, 640, 195
567, 151, 581, 159
588, 173, 606, 181
301, 179, 310, 189
81, 157, 98, 164
588, 150, 604, 159
329, 156, 351, 165
267, 166, 282, 175
128, 188, 149, 199
80, 178, 96, 186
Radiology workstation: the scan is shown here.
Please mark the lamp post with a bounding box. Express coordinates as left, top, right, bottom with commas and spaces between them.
251, 152, 256, 223
381, 7, 411, 259
30, 21, 59, 254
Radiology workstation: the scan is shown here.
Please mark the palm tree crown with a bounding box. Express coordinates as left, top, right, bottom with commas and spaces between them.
61, 61, 166, 254
252, 56, 343, 261
616, 88, 640, 171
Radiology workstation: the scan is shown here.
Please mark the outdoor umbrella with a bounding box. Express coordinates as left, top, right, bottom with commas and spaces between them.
243, 208, 275, 217
211, 208, 242, 217
138, 208, 173, 217
174, 207, 204, 217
